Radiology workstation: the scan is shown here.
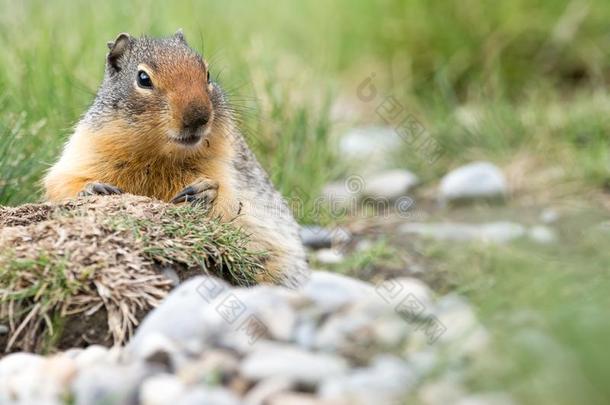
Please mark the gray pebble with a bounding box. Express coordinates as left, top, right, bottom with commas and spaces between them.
439, 161, 507, 202
240, 342, 349, 385
319, 355, 416, 404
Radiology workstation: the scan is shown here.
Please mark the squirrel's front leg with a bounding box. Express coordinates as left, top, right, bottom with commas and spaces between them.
171, 178, 219, 210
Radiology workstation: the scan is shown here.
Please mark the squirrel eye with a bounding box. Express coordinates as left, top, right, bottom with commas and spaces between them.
206, 70, 210, 84
137, 70, 153, 89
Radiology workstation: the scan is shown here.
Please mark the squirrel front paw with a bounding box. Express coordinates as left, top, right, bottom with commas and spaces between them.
170, 179, 219, 208
78, 182, 123, 197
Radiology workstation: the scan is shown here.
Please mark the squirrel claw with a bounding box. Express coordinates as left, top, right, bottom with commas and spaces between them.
171, 179, 219, 207
78, 182, 123, 197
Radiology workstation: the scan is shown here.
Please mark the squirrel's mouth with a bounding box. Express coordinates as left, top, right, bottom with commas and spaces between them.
173, 133, 202, 146
170, 122, 212, 148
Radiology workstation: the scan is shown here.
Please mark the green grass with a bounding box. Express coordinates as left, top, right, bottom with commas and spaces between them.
1, 0, 610, 402
421, 213, 610, 404
108, 203, 270, 285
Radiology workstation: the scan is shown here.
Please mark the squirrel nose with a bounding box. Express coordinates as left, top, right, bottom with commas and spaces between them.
182, 105, 210, 132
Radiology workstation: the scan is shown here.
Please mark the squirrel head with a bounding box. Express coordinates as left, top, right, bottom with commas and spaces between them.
90, 31, 227, 154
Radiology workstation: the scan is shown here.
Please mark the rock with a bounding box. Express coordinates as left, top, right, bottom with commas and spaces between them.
72, 362, 151, 405
0, 353, 45, 404
369, 315, 411, 348
219, 285, 301, 345
528, 225, 557, 244
177, 349, 239, 386
540, 208, 560, 224
418, 379, 466, 405
44, 355, 77, 387
439, 161, 507, 202
339, 126, 401, 168
361, 169, 419, 200
468, 222, 526, 243
435, 294, 489, 354
268, 392, 342, 405
129, 276, 232, 355
140, 374, 187, 405
178, 387, 242, 405
314, 309, 376, 353
319, 355, 416, 404
321, 181, 357, 208
300, 226, 352, 250
302, 271, 384, 311
375, 277, 434, 309
0, 353, 77, 404
243, 377, 295, 405
293, 314, 319, 349
400, 222, 526, 244
240, 342, 349, 385
74, 345, 111, 370
134, 332, 179, 369
315, 249, 344, 265
408, 350, 439, 377
455, 392, 515, 405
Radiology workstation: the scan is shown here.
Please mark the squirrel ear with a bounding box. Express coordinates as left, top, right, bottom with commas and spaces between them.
107, 33, 132, 72
174, 29, 187, 43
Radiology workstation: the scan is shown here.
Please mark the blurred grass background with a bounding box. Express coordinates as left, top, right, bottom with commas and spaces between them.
1, 0, 609, 403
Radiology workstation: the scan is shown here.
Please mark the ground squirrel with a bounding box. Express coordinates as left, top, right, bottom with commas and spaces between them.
44, 31, 308, 286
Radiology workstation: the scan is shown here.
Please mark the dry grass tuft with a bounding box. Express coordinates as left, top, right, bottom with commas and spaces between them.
0, 194, 268, 353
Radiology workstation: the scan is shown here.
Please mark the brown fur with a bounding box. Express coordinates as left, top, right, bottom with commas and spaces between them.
43, 33, 308, 286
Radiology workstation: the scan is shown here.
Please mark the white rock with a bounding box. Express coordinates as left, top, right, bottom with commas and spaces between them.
74, 345, 111, 369
439, 161, 507, 202
455, 392, 515, 405
72, 362, 150, 405
369, 315, 411, 348
401, 222, 526, 244
319, 355, 416, 404
178, 387, 242, 405
135, 332, 179, 362
0, 353, 47, 404
315, 249, 344, 265
528, 225, 557, 244
129, 276, 231, 354
0, 353, 77, 405
418, 378, 466, 405
435, 294, 489, 355
293, 315, 318, 349
140, 374, 187, 405
177, 349, 239, 386
477, 222, 526, 243
315, 309, 376, 351
240, 343, 349, 385
375, 277, 433, 309
540, 208, 560, 224
361, 169, 419, 200
302, 271, 384, 311
321, 181, 357, 208
223, 285, 299, 342
268, 392, 339, 405
340, 126, 401, 167
408, 350, 439, 377
243, 377, 295, 405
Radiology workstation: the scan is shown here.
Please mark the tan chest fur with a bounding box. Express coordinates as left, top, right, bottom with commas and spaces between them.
45, 122, 235, 205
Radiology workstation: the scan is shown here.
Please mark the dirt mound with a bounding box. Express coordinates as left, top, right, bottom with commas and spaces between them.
0, 195, 267, 353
